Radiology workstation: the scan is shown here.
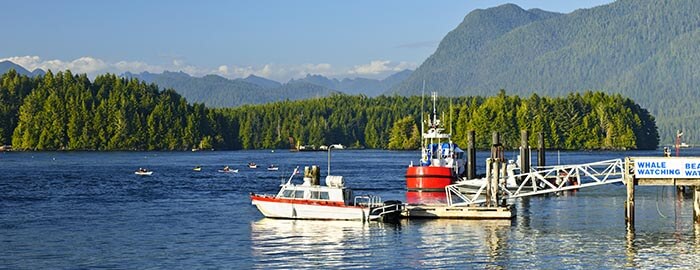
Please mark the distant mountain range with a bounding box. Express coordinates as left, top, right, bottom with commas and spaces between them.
122, 71, 338, 108
290, 69, 413, 96
1, 58, 412, 108
123, 69, 412, 107
0, 60, 45, 77
390, 0, 700, 144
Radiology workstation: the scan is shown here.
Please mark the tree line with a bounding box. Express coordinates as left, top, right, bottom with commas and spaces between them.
0, 70, 659, 151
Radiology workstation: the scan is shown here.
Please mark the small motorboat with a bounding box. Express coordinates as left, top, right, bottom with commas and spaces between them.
267, 164, 279, 171
219, 166, 238, 173
193, 166, 202, 172
248, 162, 258, 169
251, 166, 403, 222
135, 168, 153, 176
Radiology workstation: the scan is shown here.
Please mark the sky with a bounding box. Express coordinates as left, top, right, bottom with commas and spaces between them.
2, 0, 615, 82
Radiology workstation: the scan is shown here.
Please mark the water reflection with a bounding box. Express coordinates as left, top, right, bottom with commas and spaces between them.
250, 218, 394, 268
393, 219, 512, 268
250, 217, 512, 268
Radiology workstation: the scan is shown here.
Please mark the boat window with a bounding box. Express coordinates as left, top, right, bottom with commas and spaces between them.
295, 190, 305, 199
310, 191, 320, 199
282, 190, 294, 198
319, 192, 329, 200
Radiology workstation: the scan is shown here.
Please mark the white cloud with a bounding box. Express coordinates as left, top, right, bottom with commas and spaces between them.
0, 55, 416, 82
348, 60, 417, 75
217, 65, 229, 75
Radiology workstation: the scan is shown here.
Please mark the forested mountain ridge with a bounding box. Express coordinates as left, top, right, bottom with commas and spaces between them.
389, 0, 700, 145
0, 70, 658, 151
123, 69, 411, 107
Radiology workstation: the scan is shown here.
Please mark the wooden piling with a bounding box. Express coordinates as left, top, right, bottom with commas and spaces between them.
695, 186, 700, 224
538, 132, 546, 168
485, 158, 493, 207
467, 130, 476, 180
491, 132, 501, 159
520, 130, 530, 174
625, 157, 635, 230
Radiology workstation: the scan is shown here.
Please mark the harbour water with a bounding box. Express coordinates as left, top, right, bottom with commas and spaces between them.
2, 149, 700, 268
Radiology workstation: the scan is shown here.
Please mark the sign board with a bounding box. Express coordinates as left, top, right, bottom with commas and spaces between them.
633, 157, 700, 179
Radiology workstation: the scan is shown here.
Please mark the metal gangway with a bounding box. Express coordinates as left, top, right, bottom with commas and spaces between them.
446, 158, 625, 206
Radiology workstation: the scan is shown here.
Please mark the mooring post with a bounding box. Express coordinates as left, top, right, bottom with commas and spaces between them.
491, 131, 501, 159
520, 130, 530, 173
694, 186, 700, 224
467, 130, 476, 180
500, 156, 508, 206
625, 157, 635, 230
485, 158, 493, 207
494, 158, 501, 207
538, 132, 545, 168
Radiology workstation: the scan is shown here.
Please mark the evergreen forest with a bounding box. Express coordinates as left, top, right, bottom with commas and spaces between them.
0, 70, 659, 151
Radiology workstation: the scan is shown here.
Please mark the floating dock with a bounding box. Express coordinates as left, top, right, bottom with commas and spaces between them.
403, 204, 514, 219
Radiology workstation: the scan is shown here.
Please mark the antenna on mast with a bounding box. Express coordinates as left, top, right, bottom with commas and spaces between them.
421, 81, 425, 138
449, 97, 453, 135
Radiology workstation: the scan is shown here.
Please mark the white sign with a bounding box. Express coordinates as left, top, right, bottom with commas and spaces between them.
634, 157, 700, 179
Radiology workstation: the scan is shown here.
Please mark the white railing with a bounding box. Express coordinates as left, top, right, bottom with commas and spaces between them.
446, 158, 625, 206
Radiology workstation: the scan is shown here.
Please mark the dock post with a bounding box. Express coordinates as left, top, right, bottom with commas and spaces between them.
537, 132, 545, 168
491, 132, 501, 159
625, 157, 635, 230
467, 130, 476, 180
485, 158, 493, 207
695, 186, 700, 224
520, 130, 530, 173
494, 158, 501, 207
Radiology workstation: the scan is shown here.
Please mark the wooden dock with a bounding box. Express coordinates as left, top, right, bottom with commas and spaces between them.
403, 204, 514, 219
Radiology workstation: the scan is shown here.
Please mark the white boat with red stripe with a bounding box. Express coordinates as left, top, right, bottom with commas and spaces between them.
251, 165, 403, 222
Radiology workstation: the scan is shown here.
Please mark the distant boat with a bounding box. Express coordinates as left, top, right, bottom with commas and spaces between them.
248, 162, 258, 169
135, 168, 153, 176
267, 164, 279, 171
219, 166, 238, 173
193, 166, 202, 172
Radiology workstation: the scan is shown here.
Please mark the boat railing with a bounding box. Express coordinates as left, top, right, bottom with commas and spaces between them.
368, 202, 404, 222
354, 195, 384, 208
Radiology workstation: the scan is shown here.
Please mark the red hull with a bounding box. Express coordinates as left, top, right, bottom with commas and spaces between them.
405, 191, 447, 204
405, 166, 455, 191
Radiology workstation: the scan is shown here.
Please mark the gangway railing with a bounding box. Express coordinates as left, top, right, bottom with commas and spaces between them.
446, 159, 625, 206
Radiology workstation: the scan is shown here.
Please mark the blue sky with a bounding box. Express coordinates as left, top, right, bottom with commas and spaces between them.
2, 0, 614, 81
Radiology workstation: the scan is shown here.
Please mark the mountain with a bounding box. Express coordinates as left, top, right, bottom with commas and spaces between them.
123, 71, 338, 108
389, 0, 700, 144
292, 69, 413, 96
0, 61, 45, 77
242, 75, 281, 89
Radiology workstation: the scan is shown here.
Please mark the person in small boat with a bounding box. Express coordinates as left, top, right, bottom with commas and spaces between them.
223, 166, 230, 172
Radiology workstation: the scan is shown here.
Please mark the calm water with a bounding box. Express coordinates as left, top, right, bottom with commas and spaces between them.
1, 149, 700, 269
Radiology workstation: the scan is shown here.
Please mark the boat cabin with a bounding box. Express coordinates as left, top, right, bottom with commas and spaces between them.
276, 175, 354, 206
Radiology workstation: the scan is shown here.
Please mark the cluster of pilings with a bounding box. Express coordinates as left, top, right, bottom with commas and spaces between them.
463, 130, 546, 181
464, 130, 546, 207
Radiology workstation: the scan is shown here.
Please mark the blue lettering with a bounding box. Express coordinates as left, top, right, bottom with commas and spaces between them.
638, 161, 666, 169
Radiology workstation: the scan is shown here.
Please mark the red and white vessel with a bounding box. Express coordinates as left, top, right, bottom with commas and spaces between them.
251, 165, 403, 222
406, 92, 466, 195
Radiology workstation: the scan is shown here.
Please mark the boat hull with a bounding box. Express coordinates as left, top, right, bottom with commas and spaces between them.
406, 166, 455, 192
405, 191, 447, 204
251, 195, 368, 221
